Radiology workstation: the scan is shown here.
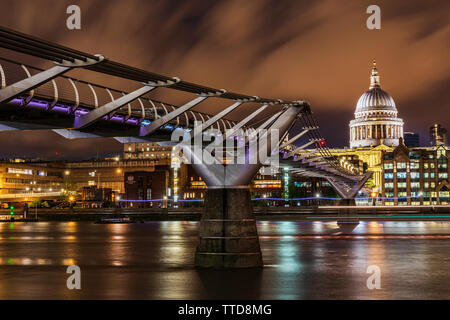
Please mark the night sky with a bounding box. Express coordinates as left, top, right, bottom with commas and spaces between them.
0, 0, 448, 159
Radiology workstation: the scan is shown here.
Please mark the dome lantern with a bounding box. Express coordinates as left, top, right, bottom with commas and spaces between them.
369, 59, 381, 89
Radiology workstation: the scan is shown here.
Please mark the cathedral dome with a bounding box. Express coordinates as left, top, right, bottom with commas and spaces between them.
355, 61, 397, 114
355, 87, 397, 113
349, 60, 404, 149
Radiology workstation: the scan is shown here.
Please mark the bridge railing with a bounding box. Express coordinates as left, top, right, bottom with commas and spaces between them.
0, 57, 238, 133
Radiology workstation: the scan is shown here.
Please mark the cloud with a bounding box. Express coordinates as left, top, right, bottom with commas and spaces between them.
0, 0, 448, 152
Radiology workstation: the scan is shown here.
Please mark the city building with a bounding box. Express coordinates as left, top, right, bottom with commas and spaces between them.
123, 142, 172, 160
331, 147, 391, 191
182, 165, 206, 201
429, 124, 448, 146
0, 158, 173, 207
81, 186, 115, 208
404, 132, 420, 147
0, 161, 64, 204
381, 140, 449, 205
123, 170, 169, 207
349, 61, 404, 148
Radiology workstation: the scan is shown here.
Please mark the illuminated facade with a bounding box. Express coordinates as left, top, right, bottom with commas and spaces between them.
429, 124, 448, 146
123, 142, 172, 160
349, 61, 404, 149
381, 143, 450, 205
327, 145, 393, 191
0, 162, 64, 204
0, 159, 171, 205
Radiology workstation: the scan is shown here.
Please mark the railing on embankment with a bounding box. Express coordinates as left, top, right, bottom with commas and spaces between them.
1, 206, 450, 221
318, 205, 450, 215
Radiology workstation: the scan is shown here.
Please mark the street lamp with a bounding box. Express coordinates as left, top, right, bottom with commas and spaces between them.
371, 192, 377, 206
69, 195, 75, 209
315, 192, 321, 206
418, 191, 423, 205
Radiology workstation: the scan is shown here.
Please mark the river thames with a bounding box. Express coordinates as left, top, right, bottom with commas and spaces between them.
0, 220, 449, 299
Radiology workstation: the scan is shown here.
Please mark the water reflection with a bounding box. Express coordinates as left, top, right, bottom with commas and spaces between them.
0, 220, 449, 299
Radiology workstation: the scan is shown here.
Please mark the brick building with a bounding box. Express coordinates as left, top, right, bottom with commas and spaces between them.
381, 141, 449, 205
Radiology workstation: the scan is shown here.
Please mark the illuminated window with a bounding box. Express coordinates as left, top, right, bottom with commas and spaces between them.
384, 163, 393, 170
410, 162, 420, 169
410, 172, 420, 179
397, 172, 407, 179
384, 173, 394, 179
438, 173, 448, 179
397, 162, 406, 169
398, 182, 407, 188
385, 183, 394, 189
88, 181, 95, 186
8, 168, 32, 175
410, 182, 420, 189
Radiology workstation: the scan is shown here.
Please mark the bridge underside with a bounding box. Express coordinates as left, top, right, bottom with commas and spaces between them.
0, 98, 178, 141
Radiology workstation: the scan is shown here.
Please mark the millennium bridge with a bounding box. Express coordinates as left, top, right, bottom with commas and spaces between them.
0, 26, 371, 267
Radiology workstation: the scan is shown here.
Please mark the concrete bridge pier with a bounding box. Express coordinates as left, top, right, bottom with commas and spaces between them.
340, 198, 356, 206
337, 198, 359, 230
195, 187, 263, 268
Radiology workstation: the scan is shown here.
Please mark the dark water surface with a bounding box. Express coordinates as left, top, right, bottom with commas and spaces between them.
0, 220, 449, 299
